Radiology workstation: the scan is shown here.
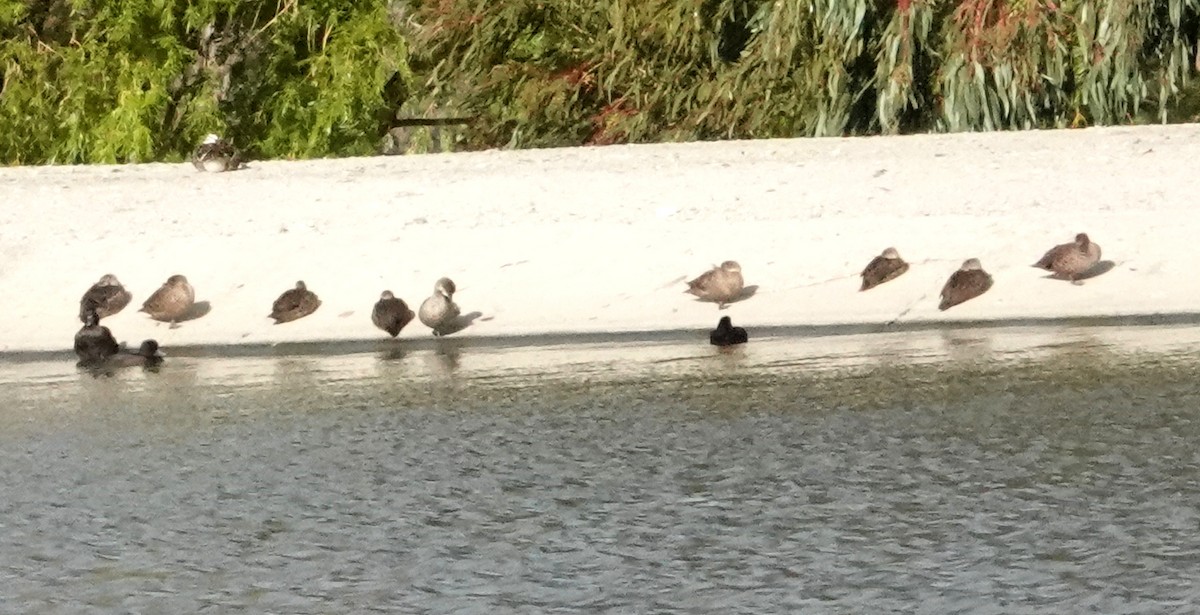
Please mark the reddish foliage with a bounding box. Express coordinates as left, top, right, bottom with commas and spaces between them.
586, 97, 638, 145
555, 62, 596, 92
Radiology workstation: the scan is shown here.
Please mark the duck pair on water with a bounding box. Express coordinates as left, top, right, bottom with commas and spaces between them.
74, 310, 163, 370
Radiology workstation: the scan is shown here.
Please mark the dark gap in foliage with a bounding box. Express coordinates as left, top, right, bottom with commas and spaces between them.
717, 0, 756, 63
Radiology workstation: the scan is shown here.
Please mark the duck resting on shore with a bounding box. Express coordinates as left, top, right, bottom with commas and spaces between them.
939, 258, 994, 311
140, 274, 195, 327
372, 290, 416, 337
860, 247, 909, 291
419, 278, 461, 336
192, 133, 243, 172
269, 281, 321, 324
685, 260, 744, 308
1033, 232, 1101, 284
79, 273, 132, 322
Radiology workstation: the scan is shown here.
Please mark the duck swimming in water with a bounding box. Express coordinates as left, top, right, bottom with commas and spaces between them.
74, 309, 120, 366
860, 247, 909, 291
685, 260, 744, 308
192, 133, 242, 172
939, 258, 994, 311
372, 290, 416, 337
78, 273, 132, 321
269, 281, 321, 324
140, 274, 195, 326
709, 316, 748, 346
418, 278, 461, 336
106, 340, 164, 369
1033, 232, 1101, 284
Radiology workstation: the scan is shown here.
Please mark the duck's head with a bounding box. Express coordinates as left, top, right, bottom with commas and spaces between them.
98, 273, 121, 286
434, 277, 456, 297
294, 280, 307, 291
881, 247, 900, 259
961, 258, 983, 271
203, 133, 221, 145
380, 290, 395, 300
139, 339, 164, 357
719, 261, 741, 273
1075, 233, 1090, 247
167, 274, 188, 286
717, 316, 732, 329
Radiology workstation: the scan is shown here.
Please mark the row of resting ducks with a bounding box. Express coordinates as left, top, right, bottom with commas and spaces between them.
700, 232, 1102, 346
73, 232, 1103, 365
73, 276, 463, 370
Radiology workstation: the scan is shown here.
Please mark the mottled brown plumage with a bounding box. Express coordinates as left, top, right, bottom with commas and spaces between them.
140, 274, 195, 324
192, 134, 243, 172
939, 258, 994, 311
372, 290, 415, 337
860, 247, 909, 291
1033, 232, 1102, 283
269, 280, 321, 324
78, 273, 132, 321
685, 260, 744, 308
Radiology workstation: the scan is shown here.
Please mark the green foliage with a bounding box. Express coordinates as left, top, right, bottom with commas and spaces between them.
411, 0, 1200, 147
0, 0, 413, 164
1, 0, 1200, 164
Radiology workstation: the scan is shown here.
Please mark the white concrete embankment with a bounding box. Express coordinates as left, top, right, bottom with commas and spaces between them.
2, 125, 1198, 353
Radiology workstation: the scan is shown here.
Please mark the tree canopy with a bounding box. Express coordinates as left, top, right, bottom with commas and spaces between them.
2, 0, 1198, 164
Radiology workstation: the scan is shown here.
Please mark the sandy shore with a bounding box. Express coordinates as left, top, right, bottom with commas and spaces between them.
2, 125, 1198, 353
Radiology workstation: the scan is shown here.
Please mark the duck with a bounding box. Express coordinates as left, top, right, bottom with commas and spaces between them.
78, 273, 132, 321
106, 340, 164, 369
1033, 232, 1102, 284
74, 309, 120, 366
685, 260, 744, 308
269, 280, 321, 324
372, 290, 415, 337
938, 258, 994, 311
860, 247, 909, 291
192, 133, 242, 172
418, 277, 461, 336
140, 274, 195, 326
709, 316, 748, 346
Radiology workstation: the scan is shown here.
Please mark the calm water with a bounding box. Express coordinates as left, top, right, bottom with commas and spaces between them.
3, 325, 1200, 613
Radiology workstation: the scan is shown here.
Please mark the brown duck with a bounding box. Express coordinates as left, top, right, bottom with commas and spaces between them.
860, 247, 909, 291
685, 260, 744, 308
269, 281, 321, 324
1033, 232, 1101, 284
78, 273, 132, 321
192, 133, 243, 172
372, 290, 416, 337
939, 258, 993, 311
418, 278, 461, 336
140, 274, 195, 325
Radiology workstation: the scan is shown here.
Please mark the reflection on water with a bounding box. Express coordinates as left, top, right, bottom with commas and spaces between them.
3, 325, 1200, 612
